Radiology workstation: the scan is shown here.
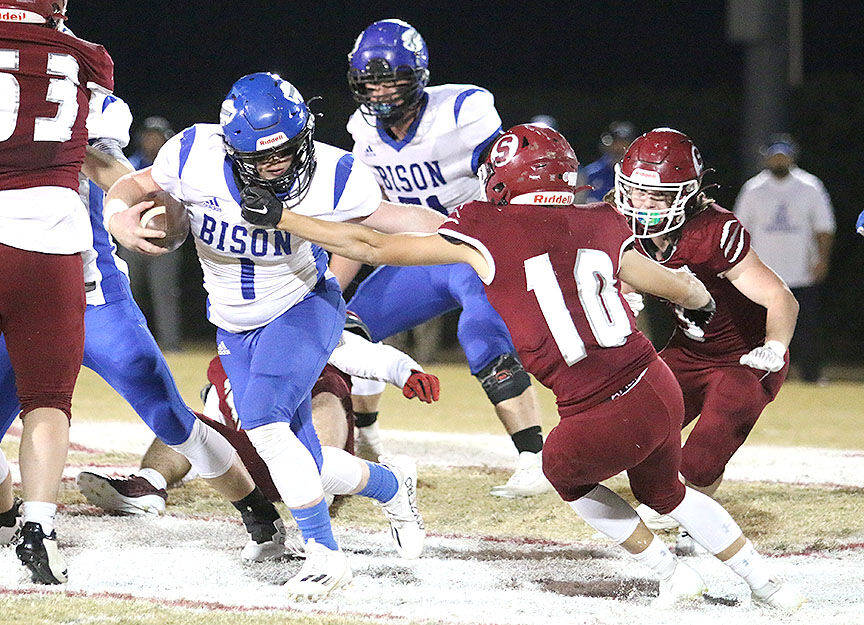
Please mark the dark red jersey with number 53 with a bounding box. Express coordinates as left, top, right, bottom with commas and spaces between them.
0, 22, 113, 191
440, 200, 657, 415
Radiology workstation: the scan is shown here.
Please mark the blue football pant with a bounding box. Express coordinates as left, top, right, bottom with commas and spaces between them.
347, 263, 515, 375
216, 277, 345, 470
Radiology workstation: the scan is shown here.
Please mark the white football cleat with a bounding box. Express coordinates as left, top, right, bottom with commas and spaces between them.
284, 539, 352, 600
674, 529, 708, 557
0, 498, 22, 546
490, 451, 554, 498
77, 471, 167, 515
751, 579, 807, 611
355, 422, 385, 461
378, 455, 425, 559
635, 503, 680, 532
653, 561, 707, 608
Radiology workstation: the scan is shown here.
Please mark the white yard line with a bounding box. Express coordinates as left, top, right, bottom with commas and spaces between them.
4, 422, 863, 487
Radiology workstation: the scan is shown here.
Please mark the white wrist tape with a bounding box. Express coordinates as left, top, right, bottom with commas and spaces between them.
103, 198, 130, 229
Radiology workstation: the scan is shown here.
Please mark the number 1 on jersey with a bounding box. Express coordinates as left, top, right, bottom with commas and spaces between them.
525, 250, 631, 366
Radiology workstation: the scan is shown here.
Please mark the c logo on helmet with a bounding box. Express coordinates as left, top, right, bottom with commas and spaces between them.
491, 134, 519, 166
691, 145, 704, 174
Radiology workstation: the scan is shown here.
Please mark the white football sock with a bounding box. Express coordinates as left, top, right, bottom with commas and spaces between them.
630, 535, 678, 580
21, 501, 57, 535
320, 446, 364, 495
723, 539, 771, 590
136, 468, 168, 491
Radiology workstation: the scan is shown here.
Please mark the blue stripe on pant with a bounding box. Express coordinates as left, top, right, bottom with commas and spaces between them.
216, 277, 345, 470
0, 279, 196, 445
347, 263, 515, 375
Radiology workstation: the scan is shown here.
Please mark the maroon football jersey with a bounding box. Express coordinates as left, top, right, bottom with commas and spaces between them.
440, 201, 657, 415
635, 204, 765, 362
0, 23, 113, 191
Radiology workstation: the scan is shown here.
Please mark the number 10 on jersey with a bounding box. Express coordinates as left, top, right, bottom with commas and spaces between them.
525, 250, 631, 365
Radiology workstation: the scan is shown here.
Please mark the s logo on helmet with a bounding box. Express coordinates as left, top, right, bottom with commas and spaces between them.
491, 134, 519, 166
401, 28, 424, 53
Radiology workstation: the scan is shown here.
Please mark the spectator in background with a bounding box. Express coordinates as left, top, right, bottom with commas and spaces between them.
574, 120, 636, 204
121, 116, 183, 352
734, 134, 835, 384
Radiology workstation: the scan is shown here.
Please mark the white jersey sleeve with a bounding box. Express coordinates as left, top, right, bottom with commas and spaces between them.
86, 93, 132, 147
450, 88, 502, 174
329, 331, 421, 388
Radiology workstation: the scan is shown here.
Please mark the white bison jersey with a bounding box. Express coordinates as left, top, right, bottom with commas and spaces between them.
81, 91, 133, 306
150, 124, 382, 332
347, 84, 502, 214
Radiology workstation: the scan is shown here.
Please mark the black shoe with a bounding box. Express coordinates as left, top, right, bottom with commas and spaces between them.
0, 497, 22, 545
16, 521, 68, 584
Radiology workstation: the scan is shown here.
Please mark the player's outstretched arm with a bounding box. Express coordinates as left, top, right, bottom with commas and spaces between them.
725, 249, 799, 371
104, 167, 169, 256
81, 145, 134, 192
353, 200, 446, 234
276, 211, 488, 276
619, 248, 711, 310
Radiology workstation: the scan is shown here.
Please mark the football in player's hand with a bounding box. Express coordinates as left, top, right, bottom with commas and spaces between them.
139, 191, 190, 252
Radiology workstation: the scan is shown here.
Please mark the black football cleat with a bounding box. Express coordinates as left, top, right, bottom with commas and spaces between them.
16, 521, 68, 584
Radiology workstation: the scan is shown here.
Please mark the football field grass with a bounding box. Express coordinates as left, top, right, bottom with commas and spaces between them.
0, 348, 862, 625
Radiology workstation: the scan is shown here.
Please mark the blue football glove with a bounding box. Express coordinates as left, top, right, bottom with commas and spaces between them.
857, 209, 864, 237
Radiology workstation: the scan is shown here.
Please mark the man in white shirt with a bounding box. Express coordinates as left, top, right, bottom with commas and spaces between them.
734, 134, 835, 383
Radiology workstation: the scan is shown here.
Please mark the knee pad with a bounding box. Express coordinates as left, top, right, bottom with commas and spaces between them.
475, 352, 531, 405
246, 422, 324, 508
169, 419, 236, 479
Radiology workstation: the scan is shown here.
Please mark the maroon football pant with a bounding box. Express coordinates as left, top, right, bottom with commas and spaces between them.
542, 358, 686, 514
199, 357, 355, 502
661, 345, 788, 487
0, 243, 84, 420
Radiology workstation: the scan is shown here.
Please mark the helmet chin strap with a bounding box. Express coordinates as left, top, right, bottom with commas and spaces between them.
510, 191, 575, 206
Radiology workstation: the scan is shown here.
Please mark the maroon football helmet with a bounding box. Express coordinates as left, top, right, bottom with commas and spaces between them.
480, 123, 580, 206
614, 128, 704, 238
0, 0, 67, 27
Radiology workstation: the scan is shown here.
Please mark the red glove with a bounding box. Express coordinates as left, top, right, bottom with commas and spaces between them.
402, 370, 440, 403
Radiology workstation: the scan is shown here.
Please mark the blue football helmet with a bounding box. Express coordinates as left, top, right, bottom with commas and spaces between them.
220, 72, 316, 205
347, 19, 429, 126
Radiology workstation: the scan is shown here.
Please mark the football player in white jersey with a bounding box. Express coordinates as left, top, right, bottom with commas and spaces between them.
103, 72, 442, 599
0, 89, 282, 566
333, 19, 551, 498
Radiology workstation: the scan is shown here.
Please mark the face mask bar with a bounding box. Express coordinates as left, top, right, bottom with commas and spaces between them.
348, 62, 428, 126
226, 117, 317, 206
614, 168, 698, 238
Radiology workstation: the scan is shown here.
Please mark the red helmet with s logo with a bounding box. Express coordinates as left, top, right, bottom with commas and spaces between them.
614, 128, 705, 238
481, 124, 580, 206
